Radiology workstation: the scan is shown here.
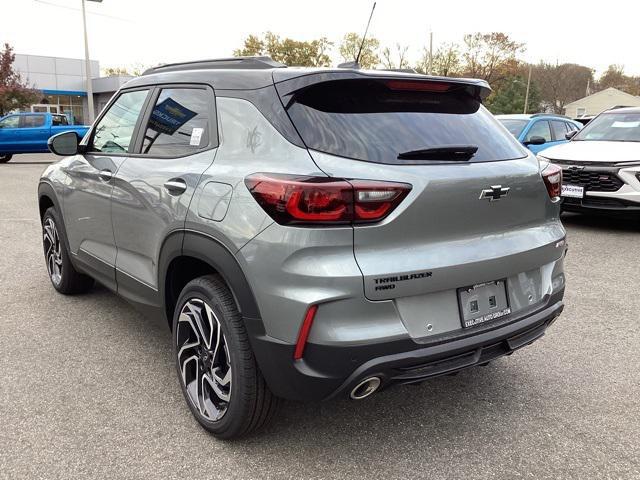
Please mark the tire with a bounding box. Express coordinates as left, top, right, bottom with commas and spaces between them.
0, 154, 12, 163
172, 275, 279, 439
42, 207, 94, 294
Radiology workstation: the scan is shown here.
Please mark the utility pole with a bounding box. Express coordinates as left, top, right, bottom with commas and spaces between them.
428, 30, 433, 75
81, 0, 102, 124
523, 64, 532, 114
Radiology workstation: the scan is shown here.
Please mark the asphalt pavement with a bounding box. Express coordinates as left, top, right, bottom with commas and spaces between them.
1, 154, 638, 479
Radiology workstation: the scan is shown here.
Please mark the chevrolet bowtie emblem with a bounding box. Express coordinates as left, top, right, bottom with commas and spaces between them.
479, 185, 510, 201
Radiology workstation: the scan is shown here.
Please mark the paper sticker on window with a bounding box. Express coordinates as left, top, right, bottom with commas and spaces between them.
612, 121, 640, 128
190, 127, 204, 146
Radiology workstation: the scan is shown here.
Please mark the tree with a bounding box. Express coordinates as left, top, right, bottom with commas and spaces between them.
381, 44, 409, 70
461, 32, 524, 87
486, 75, 542, 114
102, 64, 147, 77
0, 43, 40, 116
338, 32, 380, 69
531, 62, 594, 114
597, 65, 640, 96
234, 32, 332, 67
415, 42, 462, 77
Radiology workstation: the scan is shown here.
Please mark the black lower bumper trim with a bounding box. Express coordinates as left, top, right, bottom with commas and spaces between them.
246, 292, 564, 402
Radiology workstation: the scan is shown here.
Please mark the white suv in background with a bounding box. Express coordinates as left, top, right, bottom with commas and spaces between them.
538, 107, 640, 216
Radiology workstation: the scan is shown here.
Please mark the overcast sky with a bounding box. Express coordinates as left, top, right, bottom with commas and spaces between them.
3, 0, 639, 77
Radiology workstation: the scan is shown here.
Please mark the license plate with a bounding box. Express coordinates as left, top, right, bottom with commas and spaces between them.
561, 184, 584, 198
458, 280, 511, 328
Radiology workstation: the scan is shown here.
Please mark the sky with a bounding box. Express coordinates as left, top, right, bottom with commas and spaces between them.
2, 0, 639, 77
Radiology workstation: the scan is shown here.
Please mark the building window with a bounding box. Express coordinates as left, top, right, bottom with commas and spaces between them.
576, 107, 586, 117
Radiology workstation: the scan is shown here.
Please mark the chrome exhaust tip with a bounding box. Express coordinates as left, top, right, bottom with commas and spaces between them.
349, 377, 381, 400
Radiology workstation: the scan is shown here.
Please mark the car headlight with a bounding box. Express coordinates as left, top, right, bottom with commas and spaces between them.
537, 154, 551, 172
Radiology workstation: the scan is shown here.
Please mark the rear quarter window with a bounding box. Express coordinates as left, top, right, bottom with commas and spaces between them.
285, 79, 526, 164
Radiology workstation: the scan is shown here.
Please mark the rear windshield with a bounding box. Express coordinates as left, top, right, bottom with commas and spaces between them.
285, 79, 526, 164
498, 119, 528, 137
573, 112, 640, 142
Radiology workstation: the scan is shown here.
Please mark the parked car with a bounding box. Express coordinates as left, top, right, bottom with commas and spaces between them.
538, 107, 640, 215
497, 114, 582, 154
39, 57, 567, 439
0, 112, 89, 163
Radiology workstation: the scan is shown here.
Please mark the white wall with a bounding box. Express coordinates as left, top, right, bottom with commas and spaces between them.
14, 54, 100, 92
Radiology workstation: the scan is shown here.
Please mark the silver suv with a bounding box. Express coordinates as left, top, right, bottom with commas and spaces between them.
39, 57, 567, 439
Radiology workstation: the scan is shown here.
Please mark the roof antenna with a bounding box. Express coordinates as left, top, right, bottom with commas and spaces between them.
338, 2, 376, 69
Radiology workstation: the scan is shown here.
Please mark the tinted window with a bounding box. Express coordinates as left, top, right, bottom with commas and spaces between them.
22, 115, 46, 128
525, 121, 552, 142
573, 113, 640, 142
498, 119, 528, 137
141, 88, 212, 157
92, 89, 149, 153
52, 115, 68, 126
285, 80, 525, 164
551, 121, 568, 140
0, 116, 19, 128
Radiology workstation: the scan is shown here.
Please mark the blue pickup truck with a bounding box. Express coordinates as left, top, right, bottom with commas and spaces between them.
0, 112, 89, 163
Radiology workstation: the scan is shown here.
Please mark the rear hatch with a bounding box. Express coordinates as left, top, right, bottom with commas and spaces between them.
274, 72, 564, 302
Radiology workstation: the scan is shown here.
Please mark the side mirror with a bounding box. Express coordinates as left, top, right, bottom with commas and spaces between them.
565, 130, 578, 140
48, 131, 80, 156
525, 136, 546, 146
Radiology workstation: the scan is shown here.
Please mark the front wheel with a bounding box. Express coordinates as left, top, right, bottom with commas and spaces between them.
0, 154, 12, 163
42, 207, 94, 294
172, 275, 279, 439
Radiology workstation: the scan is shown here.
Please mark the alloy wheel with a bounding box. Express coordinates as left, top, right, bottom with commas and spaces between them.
43, 217, 63, 286
176, 298, 232, 421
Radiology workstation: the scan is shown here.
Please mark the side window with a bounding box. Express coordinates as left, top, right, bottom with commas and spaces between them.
52, 115, 68, 126
0, 116, 19, 128
551, 121, 568, 141
567, 122, 578, 132
22, 115, 46, 128
91, 89, 149, 153
141, 87, 212, 157
525, 121, 552, 142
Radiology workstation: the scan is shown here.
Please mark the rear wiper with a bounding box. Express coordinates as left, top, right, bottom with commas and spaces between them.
397, 145, 478, 161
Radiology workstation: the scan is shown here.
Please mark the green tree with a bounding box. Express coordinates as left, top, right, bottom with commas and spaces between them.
485, 75, 542, 114
381, 44, 409, 70
234, 32, 332, 67
338, 32, 380, 69
461, 32, 524, 88
0, 43, 40, 116
415, 42, 462, 77
531, 62, 594, 113
597, 64, 640, 96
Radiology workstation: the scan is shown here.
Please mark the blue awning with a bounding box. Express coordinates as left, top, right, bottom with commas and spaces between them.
42, 89, 87, 97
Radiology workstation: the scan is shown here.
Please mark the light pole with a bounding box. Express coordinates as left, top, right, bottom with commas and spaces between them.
81, 0, 102, 124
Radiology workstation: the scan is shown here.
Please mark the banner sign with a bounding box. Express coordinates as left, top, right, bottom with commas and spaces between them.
148, 97, 197, 135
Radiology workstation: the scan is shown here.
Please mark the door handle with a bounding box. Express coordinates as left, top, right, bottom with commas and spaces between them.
164, 178, 187, 195
98, 169, 113, 182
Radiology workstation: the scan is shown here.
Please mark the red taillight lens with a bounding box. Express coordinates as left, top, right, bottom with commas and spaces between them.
542, 163, 562, 200
245, 174, 411, 226
385, 80, 453, 93
294, 304, 318, 360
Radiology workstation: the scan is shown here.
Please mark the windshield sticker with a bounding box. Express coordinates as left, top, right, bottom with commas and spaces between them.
611, 121, 640, 128
190, 127, 204, 146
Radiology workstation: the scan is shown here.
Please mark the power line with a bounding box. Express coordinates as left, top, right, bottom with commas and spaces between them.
33, 0, 134, 23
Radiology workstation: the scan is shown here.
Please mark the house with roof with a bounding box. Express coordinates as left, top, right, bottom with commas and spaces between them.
564, 87, 640, 118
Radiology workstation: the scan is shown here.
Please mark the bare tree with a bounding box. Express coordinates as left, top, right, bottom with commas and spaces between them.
531, 62, 595, 113
381, 44, 409, 70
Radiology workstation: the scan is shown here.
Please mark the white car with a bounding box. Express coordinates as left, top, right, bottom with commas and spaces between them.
538, 107, 640, 215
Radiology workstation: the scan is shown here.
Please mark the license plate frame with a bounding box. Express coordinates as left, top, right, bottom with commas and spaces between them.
457, 279, 511, 329
561, 184, 584, 198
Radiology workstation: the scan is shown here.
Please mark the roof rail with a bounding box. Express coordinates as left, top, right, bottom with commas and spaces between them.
142, 56, 286, 75
530, 113, 572, 119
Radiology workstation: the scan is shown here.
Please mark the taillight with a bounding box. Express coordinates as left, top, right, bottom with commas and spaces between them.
542, 163, 562, 200
385, 80, 453, 93
245, 173, 411, 226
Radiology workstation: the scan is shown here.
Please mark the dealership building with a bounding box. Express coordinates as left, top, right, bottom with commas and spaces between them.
13, 53, 133, 125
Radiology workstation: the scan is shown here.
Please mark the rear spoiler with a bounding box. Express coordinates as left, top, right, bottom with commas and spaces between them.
272, 70, 492, 102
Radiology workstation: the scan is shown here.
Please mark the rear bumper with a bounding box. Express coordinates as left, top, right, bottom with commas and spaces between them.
247, 290, 564, 402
